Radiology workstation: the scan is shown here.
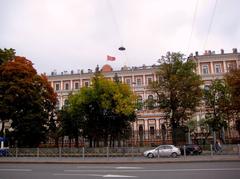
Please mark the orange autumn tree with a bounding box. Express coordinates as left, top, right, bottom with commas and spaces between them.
0, 56, 57, 147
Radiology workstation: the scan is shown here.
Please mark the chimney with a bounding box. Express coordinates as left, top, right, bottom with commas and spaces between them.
221, 49, 224, 54
208, 50, 211, 55
88, 69, 92, 73
195, 51, 198, 56
233, 48, 238, 53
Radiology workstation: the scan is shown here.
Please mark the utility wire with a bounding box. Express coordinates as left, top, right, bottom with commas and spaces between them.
203, 0, 218, 51
106, 0, 124, 47
106, 0, 128, 66
187, 0, 199, 54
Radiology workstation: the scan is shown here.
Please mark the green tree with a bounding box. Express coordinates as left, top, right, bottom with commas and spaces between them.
0, 48, 15, 65
225, 68, 240, 137
0, 48, 16, 135
0, 56, 57, 147
203, 80, 230, 144
150, 52, 202, 145
59, 103, 83, 147
66, 70, 136, 147
186, 118, 197, 144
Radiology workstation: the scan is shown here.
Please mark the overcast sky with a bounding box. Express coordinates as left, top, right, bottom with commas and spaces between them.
0, 0, 239, 74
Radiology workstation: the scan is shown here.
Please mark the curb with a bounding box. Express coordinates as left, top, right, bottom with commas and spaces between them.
0, 159, 239, 164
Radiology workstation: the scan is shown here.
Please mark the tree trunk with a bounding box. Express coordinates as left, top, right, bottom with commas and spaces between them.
75, 136, 79, 147
69, 138, 72, 148
54, 137, 59, 147
172, 127, 177, 145
61, 136, 64, 148
0, 121, 5, 136
104, 136, 108, 147
221, 127, 225, 144
213, 131, 216, 148
89, 138, 92, 148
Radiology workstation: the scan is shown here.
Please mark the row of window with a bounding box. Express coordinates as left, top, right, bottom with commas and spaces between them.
201, 63, 234, 75
54, 81, 89, 91
138, 124, 167, 135
53, 77, 153, 91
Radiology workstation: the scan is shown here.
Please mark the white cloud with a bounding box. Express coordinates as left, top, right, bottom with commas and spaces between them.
0, 0, 239, 74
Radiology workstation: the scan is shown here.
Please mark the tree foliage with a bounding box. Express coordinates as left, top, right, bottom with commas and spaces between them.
0, 55, 57, 147
150, 52, 203, 145
204, 80, 229, 131
203, 80, 230, 143
0, 48, 15, 65
63, 70, 136, 147
225, 68, 240, 136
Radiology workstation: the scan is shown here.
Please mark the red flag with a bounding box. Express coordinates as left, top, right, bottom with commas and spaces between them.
107, 55, 116, 61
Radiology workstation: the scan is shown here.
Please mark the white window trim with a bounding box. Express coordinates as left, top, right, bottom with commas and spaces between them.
214, 64, 222, 73
202, 64, 209, 74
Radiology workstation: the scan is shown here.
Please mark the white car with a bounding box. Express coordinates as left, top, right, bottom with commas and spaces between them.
143, 145, 181, 158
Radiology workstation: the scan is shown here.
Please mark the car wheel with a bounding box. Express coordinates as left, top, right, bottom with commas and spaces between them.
147, 153, 154, 158
171, 152, 178, 158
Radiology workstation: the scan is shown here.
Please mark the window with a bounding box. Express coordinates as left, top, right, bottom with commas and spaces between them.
74, 82, 79, 89
227, 63, 234, 72
126, 79, 131, 85
147, 95, 154, 109
65, 83, 69, 90
139, 125, 143, 135
56, 100, 60, 110
55, 84, 60, 91
147, 78, 152, 85
137, 96, 143, 110
202, 65, 209, 74
64, 99, 68, 106
215, 64, 221, 73
136, 78, 142, 86
148, 95, 153, 100
137, 96, 143, 103
150, 126, 155, 135
163, 145, 172, 150
84, 81, 89, 87
204, 85, 210, 91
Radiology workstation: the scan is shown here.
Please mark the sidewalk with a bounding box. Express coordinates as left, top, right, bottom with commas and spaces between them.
0, 155, 239, 164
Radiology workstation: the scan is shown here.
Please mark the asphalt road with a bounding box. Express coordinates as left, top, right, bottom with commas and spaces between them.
0, 162, 240, 179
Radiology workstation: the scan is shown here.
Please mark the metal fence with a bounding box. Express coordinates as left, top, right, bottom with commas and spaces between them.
1, 144, 240, 159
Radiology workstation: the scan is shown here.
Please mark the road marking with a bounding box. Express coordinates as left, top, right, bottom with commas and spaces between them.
77, 166, 114, 169
77, 166, 143, 170
0, 169, 32, 172
64, 168, 240, 173
53, 173, 103, 177
53, 173, 137, 178
115, 167, 143, 170
103, 174, 137, 178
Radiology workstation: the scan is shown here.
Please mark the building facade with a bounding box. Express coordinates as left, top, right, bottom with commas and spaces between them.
47, 49, 240, 146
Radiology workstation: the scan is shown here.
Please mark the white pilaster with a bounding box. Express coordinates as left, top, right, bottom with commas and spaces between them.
210, 62, 214, 74
223, 60, 227, 73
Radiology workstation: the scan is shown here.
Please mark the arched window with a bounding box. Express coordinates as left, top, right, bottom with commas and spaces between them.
148, 95, 153, 100
64, 99, 69, 106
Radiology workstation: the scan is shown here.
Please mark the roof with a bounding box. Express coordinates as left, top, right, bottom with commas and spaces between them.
101, 64, 113, 72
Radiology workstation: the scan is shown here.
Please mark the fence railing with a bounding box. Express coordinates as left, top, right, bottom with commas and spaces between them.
1, 144, 240, 158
